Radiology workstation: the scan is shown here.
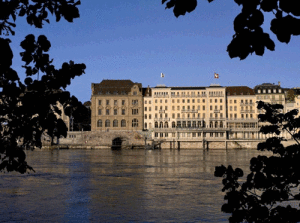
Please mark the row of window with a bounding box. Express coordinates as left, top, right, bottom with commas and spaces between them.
257, 89, 282, 94
98, 99, 139, 106
144, 113, 225, 119
98, 109, 138, 115
97, 119, 139, 127
147, 121, 224, 128
229, 106, 254, 111
153, 132, 225, 138
151, 99, 223, 104
229, 99, 253, 104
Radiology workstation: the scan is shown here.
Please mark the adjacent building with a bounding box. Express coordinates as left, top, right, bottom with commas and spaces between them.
91, 80, 144, 131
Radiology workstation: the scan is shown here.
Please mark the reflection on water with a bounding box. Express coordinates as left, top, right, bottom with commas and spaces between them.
0, 149, 269, 222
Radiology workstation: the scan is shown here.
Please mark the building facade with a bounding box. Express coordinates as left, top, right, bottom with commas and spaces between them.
91, 80, 143, 131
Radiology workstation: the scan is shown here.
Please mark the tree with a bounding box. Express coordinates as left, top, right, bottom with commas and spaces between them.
66, 101, 91, 131
0, 0, 86, 173
162, 0, 300, 60
286, 89, 296, 102
214, 101, 300, 223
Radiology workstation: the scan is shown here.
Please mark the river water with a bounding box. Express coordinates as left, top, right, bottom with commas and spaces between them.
0, 149, 270, 223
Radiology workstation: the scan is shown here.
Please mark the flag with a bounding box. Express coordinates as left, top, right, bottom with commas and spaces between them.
214, 72, 219, 79
161, 73, 165, 78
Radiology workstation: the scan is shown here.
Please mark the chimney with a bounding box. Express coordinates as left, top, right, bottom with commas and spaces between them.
278, 81, 281, 86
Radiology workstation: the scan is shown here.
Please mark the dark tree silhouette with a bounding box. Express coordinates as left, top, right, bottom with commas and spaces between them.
0, 0, 86, 173
215, 101, 300, 223
65, 101, 91, 131
162, 0, 300, 60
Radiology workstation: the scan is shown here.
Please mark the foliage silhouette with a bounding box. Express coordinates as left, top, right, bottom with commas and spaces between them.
214, 101, 300, 223
0, 0, 86, 173
162, 0, 300, 60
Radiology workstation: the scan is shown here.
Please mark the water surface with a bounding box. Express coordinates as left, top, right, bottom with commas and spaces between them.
0, 149, 268, 222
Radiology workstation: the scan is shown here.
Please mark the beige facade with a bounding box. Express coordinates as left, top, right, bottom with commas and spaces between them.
91, 80, 143, 131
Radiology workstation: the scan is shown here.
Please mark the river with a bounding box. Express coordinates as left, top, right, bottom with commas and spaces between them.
0, 149, 270, 223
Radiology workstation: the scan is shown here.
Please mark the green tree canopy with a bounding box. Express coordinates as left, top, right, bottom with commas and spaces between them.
0, 0, 86, 173
163, 0, 300, 60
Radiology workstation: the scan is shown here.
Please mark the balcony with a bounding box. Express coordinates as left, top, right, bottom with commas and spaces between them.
209, 117, 226, 121
154, 118, 170, 122
214, 109, 220, 113
159, 110, 165, 113
181, 109, 198, 113
240, 110, 255, 113
154, 95, 169, 98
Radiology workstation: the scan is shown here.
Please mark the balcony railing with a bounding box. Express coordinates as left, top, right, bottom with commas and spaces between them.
154, 95, 169, 98
154, 118, 170, 122
171, 95, 207, 98
240, 110, 255, 113
159, 110, 165, 113
181, 109, 198, 113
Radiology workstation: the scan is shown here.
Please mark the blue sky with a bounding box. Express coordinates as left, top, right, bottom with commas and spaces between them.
9, 0, 300, 103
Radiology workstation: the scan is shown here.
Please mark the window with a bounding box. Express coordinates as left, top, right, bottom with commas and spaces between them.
234, 100, 237, 103
203, 106, 205, 110
114, 109, 117, 115
220, 99, 222, 103
192, 99, 195, 103
106, 109, 110, 115
234, 106, 237, 111
121, 119, 126, 127
220, 105, 223, 110
98, 100, 101, 105
155, 99, 157, 103
230, 106, 232, 111
145, 114, 147, 119
177, 113, 180, 118
145, 100, 147, 104
172, 113, 175, 118
263, 89, 266, 93
132, 119, 138, 127
145, 107, 147, 111
133, 91, 137, 95
98, 109, 102, 115
122, 109, 125, 115
149, 114, 152, 119
210, 106, 212, 110
182, 99, 185, 103
155, 106, 158, 111
155, 122, 158, 128
215, 99, 217, 103
187, 99, 190, 103
106, 100, 109, 105
113, 120, 118, 127
160, 100, 162, 103
132, 109, 138, 115
165, 106, 168, 110
172, 122, 176, 128
132, 100, 138, 105
114, 100, 117, 105
145, 123, 147, 129
105, 119, 110, 127
172, 106, 175, 111
203, 99, 205, 103
122, 100, 125, 105
155, 133, 158, 137
97, 119, 102, 127
165, 99, 168, 103
149, 107, 151, 111
268, 89, 271, 93
177, 106, 180, 110
210, 99, 212, 103
258, 89, 261, 93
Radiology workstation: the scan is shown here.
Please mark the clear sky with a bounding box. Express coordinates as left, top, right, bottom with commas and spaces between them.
9, 0, 300, 103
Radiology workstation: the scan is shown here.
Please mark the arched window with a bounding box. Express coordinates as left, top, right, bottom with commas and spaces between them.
210, 121, 213, 128
203, 121, 206, 128
220, 121, 223, 128
164, 122, 168, 128
155, 122, 158, 128
113, 120, 118, 127
132, 118, 138, 127
187, 121, 191, 128
105, 119, 110, 127
121, 119, 126, 127
172, 121, 175, 128
197, 121, 201, 128
97, 119, 102, 127
159, 122, 163, 128
145, 123, 147, 129
215, 121, 218, 128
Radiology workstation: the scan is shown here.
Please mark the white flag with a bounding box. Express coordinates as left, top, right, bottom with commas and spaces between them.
161, 73, 165, 78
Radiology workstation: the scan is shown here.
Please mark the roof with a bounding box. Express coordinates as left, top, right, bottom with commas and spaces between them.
92, 80, 142, 95
170, 87, 206, 90
142, 86, 152, 97
83, 101, 91, 106
226, 86, 255, 96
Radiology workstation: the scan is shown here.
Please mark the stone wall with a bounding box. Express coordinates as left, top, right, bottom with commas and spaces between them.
56, 130, 146, 148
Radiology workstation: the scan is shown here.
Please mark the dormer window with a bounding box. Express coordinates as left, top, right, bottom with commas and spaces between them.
263, 89, 266, 93
133, 91, 137, 95
273, 89, 276, 93
279, 89, 282, 93
268, 89, 271, 93
258, 90, 261, 93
